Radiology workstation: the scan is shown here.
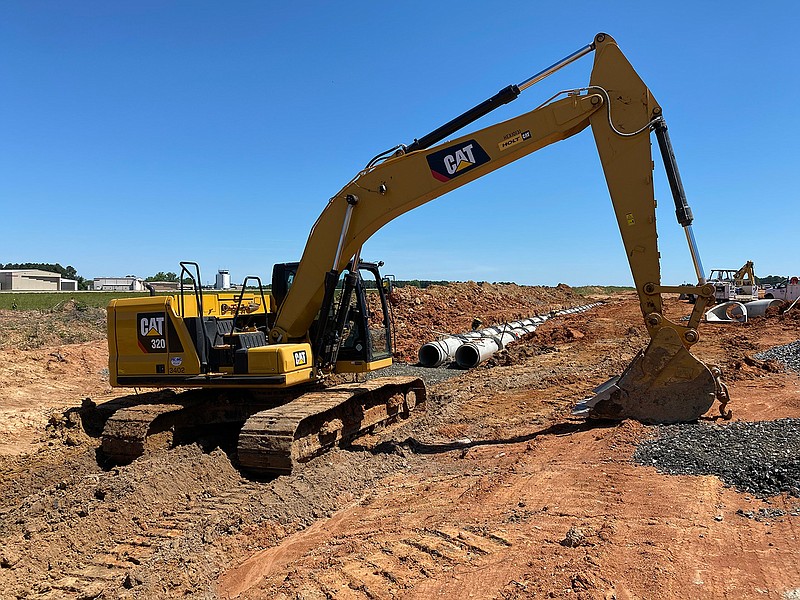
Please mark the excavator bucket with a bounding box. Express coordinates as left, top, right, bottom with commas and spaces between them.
574, 327, 728, 424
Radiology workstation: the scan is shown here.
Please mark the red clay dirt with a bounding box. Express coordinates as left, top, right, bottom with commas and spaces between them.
1, 287, 800, 599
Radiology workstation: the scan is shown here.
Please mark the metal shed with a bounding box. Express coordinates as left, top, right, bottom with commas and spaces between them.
0, 269, 65, 291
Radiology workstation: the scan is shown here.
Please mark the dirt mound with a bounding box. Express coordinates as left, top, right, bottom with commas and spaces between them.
480, 331, 557, 368
0, 339, 118, 456
385, 282, 582, 361
573, 285, 606, 295
0, 443, 245, 598
0, 432, 414, 599
0, 305, 106, 350
3, 288, 800, 598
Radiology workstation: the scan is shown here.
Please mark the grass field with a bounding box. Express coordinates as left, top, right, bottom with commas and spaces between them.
0, 292, 151, 311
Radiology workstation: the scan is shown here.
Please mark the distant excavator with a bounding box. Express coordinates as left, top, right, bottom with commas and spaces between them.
103, 33, 729, 474
707, 261, 759, 302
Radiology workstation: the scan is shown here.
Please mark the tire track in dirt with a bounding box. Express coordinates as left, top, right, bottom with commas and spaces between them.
1, 435, 417, 599
221, 413, 800, 599
219, 492, 515, 599
220, 427, 574, 599
37, 482, 263, 599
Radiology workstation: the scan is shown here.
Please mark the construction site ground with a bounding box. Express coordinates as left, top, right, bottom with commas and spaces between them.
1, 283, 800, 599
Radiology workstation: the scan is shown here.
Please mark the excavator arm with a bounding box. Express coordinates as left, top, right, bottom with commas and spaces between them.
270, 33, 729, 423
733, 261, 756, 286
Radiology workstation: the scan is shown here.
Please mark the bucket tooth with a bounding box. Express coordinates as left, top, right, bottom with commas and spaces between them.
572, 376, 620, 416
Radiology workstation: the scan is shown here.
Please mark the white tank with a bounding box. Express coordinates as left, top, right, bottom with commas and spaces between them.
215, 269, 231, 290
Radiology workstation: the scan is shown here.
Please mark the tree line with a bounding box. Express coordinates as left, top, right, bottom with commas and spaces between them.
144, 272, 194, 284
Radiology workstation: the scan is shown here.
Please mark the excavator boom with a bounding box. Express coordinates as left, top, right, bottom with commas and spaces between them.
270, 91, 602, 342
269, 33, 728, 423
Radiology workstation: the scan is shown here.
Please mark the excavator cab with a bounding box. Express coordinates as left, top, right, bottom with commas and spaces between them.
335, 262, 393, 371
273, 260, 393, 374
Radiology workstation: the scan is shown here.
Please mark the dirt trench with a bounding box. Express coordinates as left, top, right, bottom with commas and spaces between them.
1, 289, 800, 598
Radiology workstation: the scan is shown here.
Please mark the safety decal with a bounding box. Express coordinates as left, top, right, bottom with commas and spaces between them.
137, 312, 167, 353
427, 139, 490, 182
498, 129, 531, 151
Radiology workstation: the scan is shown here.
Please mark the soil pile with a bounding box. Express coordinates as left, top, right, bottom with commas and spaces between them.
1, 288, 800, 598
0, 304, 106, 350
385, 282, 583, 360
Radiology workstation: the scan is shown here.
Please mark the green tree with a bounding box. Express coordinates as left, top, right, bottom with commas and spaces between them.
759, 275, 789, 286
145, 271, 178, 282
145, 271, 194, 284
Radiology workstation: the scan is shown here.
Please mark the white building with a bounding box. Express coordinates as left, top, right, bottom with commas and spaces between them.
215, 269, 231, 290
0, 269, 76, 291
92, 276, 145, 292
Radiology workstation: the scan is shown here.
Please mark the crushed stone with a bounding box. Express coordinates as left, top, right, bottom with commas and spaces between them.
366, 361, 464, 386
755, 340, 800, 374
633, 419, 800, 498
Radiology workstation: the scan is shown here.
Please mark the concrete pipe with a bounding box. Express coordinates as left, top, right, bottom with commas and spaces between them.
417, 331, 483, 367
705, 299, 783, 323
419, 323, 516, 368
454, 340, 496, 369
741, 299, 784, 318
705, 301, 748, 323
455, 330, 519, 369
420, 302, 603, 369
417, 336, 462, 367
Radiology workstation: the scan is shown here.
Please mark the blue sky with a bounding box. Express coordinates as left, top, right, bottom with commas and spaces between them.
1, 1, 797, 286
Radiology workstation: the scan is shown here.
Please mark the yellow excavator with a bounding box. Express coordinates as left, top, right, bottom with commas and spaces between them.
708, 260, 759, 302
104, 33, 729, 474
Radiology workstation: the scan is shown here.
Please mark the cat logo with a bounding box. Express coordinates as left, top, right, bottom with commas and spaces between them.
293, 350, 308, 367
137, 312, 167, 354
426, 139, 490, 182
140, 315, 164, 337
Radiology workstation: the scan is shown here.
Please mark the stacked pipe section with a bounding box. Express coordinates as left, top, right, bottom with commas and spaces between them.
418, 303, 602, 369
704, 298, 784, 323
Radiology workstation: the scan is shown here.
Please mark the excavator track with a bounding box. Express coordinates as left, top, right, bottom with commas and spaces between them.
101, 402, 187, 464
238, 376, 426, 475
99, 377, 426, 473
100, 389, 287, 465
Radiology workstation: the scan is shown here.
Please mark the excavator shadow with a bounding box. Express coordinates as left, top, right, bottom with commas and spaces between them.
68, 391, 626, 476
363, 419, 618, 458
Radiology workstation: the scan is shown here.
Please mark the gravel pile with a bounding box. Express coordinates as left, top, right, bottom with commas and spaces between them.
755, 340, 800, 373
634, 419, 800, 498
366, 361, 464, 386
